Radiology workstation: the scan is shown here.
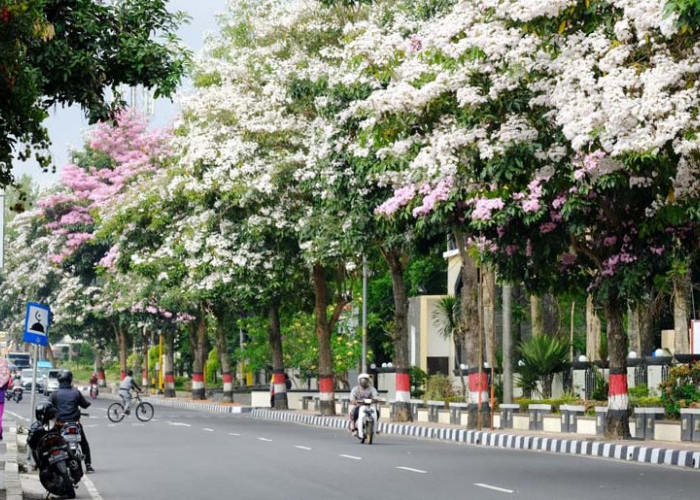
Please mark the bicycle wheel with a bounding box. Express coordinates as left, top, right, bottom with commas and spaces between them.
107, 402, 125, 422
135, 402, 154, 422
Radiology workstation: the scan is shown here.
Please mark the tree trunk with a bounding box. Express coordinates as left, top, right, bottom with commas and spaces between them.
455, 230, 487, 428
190, 312, 207, 400
214, 313, 234, 403
542, 294, 560, 337
586, 295, 601, 362
94, 346, 106, 387
673, 272, 691, 355
141, 326, 149, 392
384, 249, 411, 422
627, 303, 641, 356
604, 294, 631, 439
164, 330, 176, 398
530, 295, 543, 336
114, 322, 127, 380
269, 300, 288, 410
44, 344, 56, 367
482, 269, 496, 366
313, 263, 335, 415
502, 283, 513, 404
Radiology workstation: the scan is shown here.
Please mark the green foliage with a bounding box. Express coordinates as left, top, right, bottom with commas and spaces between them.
628, 384, 650, 398
127, 352, 142, 372
590, 365, 609, 401
409, 366, 428, 398
424, 374, 460, 402
664, 0, 700, 31
660, 362, 700, 418
206, 347, 221, 384
517, 335, 569, 399
0, 0, 190, 184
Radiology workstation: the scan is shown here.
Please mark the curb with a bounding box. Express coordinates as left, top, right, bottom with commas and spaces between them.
3, 422, 24, 500
250, 409, 700, 471
143, 396, 253, 414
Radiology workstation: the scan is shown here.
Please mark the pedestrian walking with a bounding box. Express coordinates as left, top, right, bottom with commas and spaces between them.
0, 358, 12, 440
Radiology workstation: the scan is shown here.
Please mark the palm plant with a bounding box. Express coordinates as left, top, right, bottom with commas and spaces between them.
433, 296, 466, 398
517, 335, 569, 399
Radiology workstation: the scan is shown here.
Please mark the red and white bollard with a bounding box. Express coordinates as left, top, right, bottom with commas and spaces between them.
222, 372, 233, 402
192, 372, 205, 400
319, 376, 334, 414
164, 371, 176, 398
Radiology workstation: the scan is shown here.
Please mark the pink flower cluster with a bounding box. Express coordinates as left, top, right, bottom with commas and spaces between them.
471, 197, 505, 221
375, 184, 417, 216
573, 150, 606, 181
520, 179, 543, 213
412, 179, 453, 217
601, 251, 638, 277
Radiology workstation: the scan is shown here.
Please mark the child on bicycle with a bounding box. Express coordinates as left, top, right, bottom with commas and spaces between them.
119, 370, 142, 414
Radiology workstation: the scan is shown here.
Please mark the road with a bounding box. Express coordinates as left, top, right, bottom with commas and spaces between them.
6, 394, 700, 499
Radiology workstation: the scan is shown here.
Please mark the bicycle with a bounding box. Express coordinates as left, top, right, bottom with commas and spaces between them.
107, 391, 154, 423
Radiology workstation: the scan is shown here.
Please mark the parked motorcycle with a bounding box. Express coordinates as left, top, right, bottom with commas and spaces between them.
89, 384, 99, 400
27, 402, 83, 499
355, 399, 379, 444
6, 386, 23, 403
60, 422, 85, 463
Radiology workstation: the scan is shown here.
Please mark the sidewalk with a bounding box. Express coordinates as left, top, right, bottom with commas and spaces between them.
0, 420, 25, 500
141, 394, 700, 471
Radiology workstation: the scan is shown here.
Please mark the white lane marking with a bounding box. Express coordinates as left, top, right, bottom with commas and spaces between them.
6, 410, 28, 421
168, 422, 191, 427
474, 483, 514, 494
228, 433, 240, 436
396, 466, 427, 474
339, 454, 362, 460
83, 475, 105, 500
203, 428, 214, 432
258, 437, 273, 442
295, 445, 312, 451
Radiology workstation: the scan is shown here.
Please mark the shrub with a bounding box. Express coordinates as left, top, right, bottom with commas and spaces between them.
659, 361, 700, 418
517, 335, 569, 399
409, 366, 428, 398
424, 374, 460, 402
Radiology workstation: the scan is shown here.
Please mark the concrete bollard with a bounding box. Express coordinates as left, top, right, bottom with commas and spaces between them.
634, 408, 665, 439
595, 406, 608, 435
680, 408, 700, 442
499, 404, 520, 429
427, 401, 444, 423
449, 402, 469, 425
560, 405, 585, 433
528, 404, 552, 431
410, 399, 425, 421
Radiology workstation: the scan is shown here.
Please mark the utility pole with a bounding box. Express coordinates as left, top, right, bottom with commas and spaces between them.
362, 256, 368, 374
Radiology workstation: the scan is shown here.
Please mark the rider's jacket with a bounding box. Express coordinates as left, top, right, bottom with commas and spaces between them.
350, 385, 378, 403
49, 381, 91, 422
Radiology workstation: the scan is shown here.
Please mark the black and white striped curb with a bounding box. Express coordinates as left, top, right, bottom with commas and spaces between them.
143, 397, 253, 414
250, 409, 700, 470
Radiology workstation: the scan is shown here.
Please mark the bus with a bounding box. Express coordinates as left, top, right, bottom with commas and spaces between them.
6, 352, 31, 369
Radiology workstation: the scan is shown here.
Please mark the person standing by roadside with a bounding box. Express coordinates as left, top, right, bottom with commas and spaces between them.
0, 358, 10, 440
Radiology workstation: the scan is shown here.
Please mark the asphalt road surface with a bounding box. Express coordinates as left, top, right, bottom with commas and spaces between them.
6, 394, 700, 499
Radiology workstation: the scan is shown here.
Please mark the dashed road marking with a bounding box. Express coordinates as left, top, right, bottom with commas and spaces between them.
203, 428, 214, 432
339, 454, 362, 460
83, 476, 104, 500
295, 445, 312, 451
396, 466, 427, 474
168, 422, 191, 427
474, 483, 514, 494
228, 433, 240, 436
258, 437, 273, 442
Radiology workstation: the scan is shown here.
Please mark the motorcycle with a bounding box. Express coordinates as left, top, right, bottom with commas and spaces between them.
28, 418, 83, 499
89, 384, 99, 399
60, 422, 85, 463
355, 399, 379, 445
6, 386, 23, 403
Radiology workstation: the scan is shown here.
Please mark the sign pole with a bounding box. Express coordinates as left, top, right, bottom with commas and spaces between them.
29, 343, 39, 422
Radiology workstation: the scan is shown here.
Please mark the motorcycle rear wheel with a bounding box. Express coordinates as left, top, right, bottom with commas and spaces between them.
107, 402, 126, 422
365, 421, 374, 445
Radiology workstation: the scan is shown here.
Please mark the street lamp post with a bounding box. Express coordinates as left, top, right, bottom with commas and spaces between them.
362, 256, 368, 374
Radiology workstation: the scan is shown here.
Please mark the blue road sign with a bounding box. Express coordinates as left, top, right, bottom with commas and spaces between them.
23, 302, 50, 346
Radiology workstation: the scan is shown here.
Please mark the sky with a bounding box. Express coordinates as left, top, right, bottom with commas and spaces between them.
14, 1, 226, 191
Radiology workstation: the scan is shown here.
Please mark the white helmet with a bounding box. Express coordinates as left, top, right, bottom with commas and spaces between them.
358, 373, 371, 383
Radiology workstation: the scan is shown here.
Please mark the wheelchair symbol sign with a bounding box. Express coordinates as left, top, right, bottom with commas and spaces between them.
23, 302, 51, 346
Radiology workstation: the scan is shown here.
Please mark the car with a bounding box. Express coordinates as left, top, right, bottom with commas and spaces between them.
44, 369, 61, 396
20, 369, 44, 393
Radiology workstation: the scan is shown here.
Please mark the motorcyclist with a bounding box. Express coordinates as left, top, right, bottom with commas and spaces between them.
49, 370, 94, 473
119, 369, 141, 414
89, 373, 98, 386
348, 373, 378, 435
